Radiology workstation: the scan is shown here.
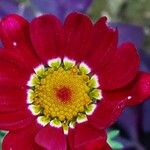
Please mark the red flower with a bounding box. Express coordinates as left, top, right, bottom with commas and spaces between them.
0, 12, 150, 150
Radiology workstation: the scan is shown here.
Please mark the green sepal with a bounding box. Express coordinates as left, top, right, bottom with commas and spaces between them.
107, 130, 124, 150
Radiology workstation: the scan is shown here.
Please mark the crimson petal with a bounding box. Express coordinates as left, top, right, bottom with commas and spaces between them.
102, 143, 112, 150
30, 14, 63, 63
0, 48, 33, 74
63, 12, 93, 61
0, 52, 30, 86
0, 58, 28, 78
88, 17, 118, 72
68, 122, 107, 149
115, 71, 150, 106
2, 122, 42, 150
89, 94, 128, 129
76, 139, 111, 150
0, 109, 34, 131
89, 71, 150, 129
0, 87, 26, 112
0, 14, 40, 69
99, 42, 140, 90
0, 76, 24, 89
35, 125, 67, 150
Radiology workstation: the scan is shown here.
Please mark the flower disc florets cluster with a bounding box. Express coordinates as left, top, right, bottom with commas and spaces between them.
27, 57, 102, 134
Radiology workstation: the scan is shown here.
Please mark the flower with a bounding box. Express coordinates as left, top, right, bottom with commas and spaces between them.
0, 12, 150, 150
109, 22, 150, 149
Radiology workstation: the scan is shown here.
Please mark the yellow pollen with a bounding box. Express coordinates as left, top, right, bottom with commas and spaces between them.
33, 66, 91, 121
27, 58, 102, 131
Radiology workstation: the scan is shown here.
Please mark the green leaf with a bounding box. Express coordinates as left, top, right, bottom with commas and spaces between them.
107, 130, 124, 150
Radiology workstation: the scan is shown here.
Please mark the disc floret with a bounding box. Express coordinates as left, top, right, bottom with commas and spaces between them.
27, 57, 102, 134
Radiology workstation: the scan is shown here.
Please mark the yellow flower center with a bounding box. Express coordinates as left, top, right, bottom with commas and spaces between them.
27, 58, 102, 133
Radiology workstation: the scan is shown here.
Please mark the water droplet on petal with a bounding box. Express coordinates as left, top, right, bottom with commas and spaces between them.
127, 96, 132, 100
13, 42, 17, 47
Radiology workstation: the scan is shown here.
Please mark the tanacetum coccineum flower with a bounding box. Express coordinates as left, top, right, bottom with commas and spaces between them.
0, 12, 150, 150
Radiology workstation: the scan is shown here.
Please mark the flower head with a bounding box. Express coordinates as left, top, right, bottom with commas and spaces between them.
0, 12, 150, 149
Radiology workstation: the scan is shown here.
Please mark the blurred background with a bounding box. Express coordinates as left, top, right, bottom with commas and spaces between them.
0, 0, 150, 150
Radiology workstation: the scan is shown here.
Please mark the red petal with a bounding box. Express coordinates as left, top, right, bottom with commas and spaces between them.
0, 87, 26, 112
77, 141, 111, 150
112, 71, 150, 106
0, 109, 34, 131
89, 71, 150, 128
0, 61, 26, 79
0, 48, 34, 74
0, 65, 28, 89
35, 125, 67, 150
67, 128, 75, 150
127, 72, 150, 105
68, 122, 107, 149
63, 12, 93, 61
2, 121, 42, 150
89, 93, 128, 129
0, 51, 30, 82
0, 14, 40, 69
88, 17, 118, 72
0, 14, 29, 48
0, 75, 26, 89
0, 63, 27, 112
30, 14, 63, 63
102, 143, 112, 150
99, 42, 140, 90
